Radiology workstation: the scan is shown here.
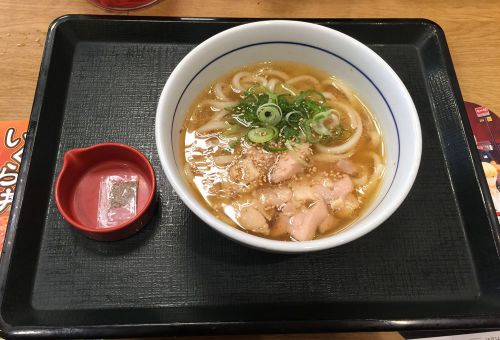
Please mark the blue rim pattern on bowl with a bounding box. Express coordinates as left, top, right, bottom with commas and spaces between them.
170, 41, 401, 219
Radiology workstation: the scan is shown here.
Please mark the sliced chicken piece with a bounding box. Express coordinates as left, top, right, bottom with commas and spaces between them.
283, 201, 298, 214
254, 201, 274, 221
291, 183, 319, 202
237, 205, 270, 235
227, 148, 276, 192
257, 187, 292, 208
270, 154, 303, 183
318, 215, 340, 234
312, 175, 353, 202
336, 159, 358, 175
335, 193, 360, 219
270, 214, 291, 238
329, 198, 344, 211
332, 175, 354, 198
269, 144, 311, 183
246, 147, 276, 168
288, 199, 329, 241
269, 203, 297, 237
229, 158, 260, 184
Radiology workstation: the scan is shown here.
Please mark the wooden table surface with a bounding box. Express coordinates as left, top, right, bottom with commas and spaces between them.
1, 0, 499, 339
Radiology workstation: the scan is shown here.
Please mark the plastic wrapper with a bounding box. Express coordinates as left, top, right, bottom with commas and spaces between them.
97, 175, 138, 228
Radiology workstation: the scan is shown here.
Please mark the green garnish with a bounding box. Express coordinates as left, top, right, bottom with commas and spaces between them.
310, 110, 335, 136
285, 110, 301, 124
247, 127, 277, 143
257, 103, 282, 126
223, 87, 349, 151
263, 142, 288, 152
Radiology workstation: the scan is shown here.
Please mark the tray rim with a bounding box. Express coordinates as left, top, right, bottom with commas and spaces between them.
1, 14, 499, 338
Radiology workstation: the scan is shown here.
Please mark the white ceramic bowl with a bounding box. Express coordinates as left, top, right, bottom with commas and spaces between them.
156, 20, 422, 253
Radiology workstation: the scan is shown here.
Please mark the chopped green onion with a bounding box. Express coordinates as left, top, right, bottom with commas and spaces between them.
257, 103, 282, 126
312, 110, 331, 121
310, 110, 341, 136
323, 110, 340, 129
332, 125, 351, 141
268, 92, 278, 104
225, 86, 335, 148
280, 125, 301, 142
263, 143, 288, 152
310, 110, 333, 135
285, 110, 302, 124
302, 119, 321, 143
296, 89, 326, 104
247, 127, 277, 143
310, 120, 331, 136
240, 90, 259, 103
246, 84, 268, 96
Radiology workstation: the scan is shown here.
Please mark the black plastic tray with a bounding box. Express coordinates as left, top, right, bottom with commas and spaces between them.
1, 15, 500, 338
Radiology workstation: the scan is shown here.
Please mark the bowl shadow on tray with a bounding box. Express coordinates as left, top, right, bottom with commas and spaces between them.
73, 199, 161, 256
186, 212, 296, 264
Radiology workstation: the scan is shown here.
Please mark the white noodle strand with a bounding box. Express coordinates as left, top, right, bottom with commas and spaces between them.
358, 152, 385, 193
286, 75, 320, 85
200, 100, 238, 111
314, 102, 363, 154
214, 83, 229, 101
322, 91, 337, 100
261, 70, 290, 80
197, 120, 228, 133
241, 75, 268, 87
322, 78, 357, 104
312, 151, 354, 162
267, 78, 280, 92
231, 72, 251, 92
369, 152, 384, 180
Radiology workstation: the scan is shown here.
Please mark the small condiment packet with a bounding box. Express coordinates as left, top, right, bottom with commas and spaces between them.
97, 175, 138, 228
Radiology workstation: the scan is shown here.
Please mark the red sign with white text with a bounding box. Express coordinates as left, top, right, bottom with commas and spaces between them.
0, 120, 28, 253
